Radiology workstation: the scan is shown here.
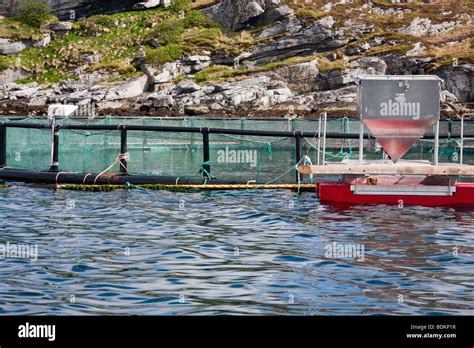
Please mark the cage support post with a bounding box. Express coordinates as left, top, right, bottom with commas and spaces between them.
434, 121, 440, 165
49, 125, 60, 172
359, 121, 364, 164
322, 112, 327, 165
120, 127, 128, 174
202, 128, 211, 179
460, 115, 464, 165
317, 115, 322, 165
0, 125, 6, 168
295, 132, 302, 183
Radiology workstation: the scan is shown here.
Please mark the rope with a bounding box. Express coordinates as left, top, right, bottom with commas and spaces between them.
220, 134, 290, 145
339, 117, 353, 159
94, 152, 129, 184
198, 161, 215, 180
254, 157, 306, 188
83, 173, 92, 185
304, 138, 348, 160
55, 171, 72, 184
302, 155, 314, 184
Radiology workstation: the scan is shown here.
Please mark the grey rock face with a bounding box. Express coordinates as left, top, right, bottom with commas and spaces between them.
312, 86, 358, 108
134, 0, 162, 10
208, 0, 283, 30
185, 104, 210, 115
0, 68, 31, 84
436, 64, 474, 103
32, 33, 51, 49
0, 38, 29, 55
399, 17, 468, 37
176, 80, 201, 95
348, 57, 387, 77
143, 62, 182, 85
317, 57, 387, 91
272, 59, 319, 94
105, 75, 148, 100
182, 54, 211, 74
258, 14, 302, 37
244, 16, 346, 66
42, 22, 73, 37
148, 94, 174, 108
0, 35, 51, 55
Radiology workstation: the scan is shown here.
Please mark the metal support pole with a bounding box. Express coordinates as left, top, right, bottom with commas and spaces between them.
202, 128, 210, 178
0, 125, 6, 168
104, 117, 110, 147
359, 121, 364, 164
295, 132, 302, 183
120, 127, 128, 174
434, 121, 440, 165
317, 114, 322, 165
49, 125, 59, 172
460, 115, 464, 165
322, 112, 327, 165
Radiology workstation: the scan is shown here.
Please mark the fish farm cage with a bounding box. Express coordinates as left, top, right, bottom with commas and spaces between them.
0, 115, 473, 190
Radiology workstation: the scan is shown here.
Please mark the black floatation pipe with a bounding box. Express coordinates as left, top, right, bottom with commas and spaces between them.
0, 168, 250, 186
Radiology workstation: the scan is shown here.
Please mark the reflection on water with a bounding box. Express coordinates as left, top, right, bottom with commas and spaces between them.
0, 185, 472, 315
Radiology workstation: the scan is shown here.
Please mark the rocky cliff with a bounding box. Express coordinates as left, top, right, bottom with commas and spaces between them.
0, 0, 169, 19
0, 0, 472, 117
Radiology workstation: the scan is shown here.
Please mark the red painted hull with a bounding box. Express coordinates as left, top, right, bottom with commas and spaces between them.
318, 182, 474, 207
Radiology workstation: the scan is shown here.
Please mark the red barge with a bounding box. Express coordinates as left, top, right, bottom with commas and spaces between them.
299, 76, 474, 207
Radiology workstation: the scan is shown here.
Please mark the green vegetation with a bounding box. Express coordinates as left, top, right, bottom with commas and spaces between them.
0, 0, 243, 83
195, 55, 323, 83
0, 17, 45, 40
169, 0, 192, 14
13, 0, 55, 28
149, 17, 185, 45
366, 43, 414, 57
0, 58, 8, 72
195, 65, 233, 82
145, 43, 189, 65
145, 9, 224, 65
294, 8, 326, 20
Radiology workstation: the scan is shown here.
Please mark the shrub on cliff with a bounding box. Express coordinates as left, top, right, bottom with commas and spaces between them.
150, 17, 185, 46
145, 43, 188, 65
149, 11, 219, 47
13, 0, 54, 28
169, 0, 191, 14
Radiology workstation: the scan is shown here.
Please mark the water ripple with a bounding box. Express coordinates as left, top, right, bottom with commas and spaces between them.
0, 185, 472, 315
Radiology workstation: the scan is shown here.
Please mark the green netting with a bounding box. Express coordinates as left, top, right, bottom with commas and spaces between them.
1, 117, 473, 183
126, 130, 204, 177
59, 129, 122, 174
209, 133, 295, 183
7, 128, 51, 170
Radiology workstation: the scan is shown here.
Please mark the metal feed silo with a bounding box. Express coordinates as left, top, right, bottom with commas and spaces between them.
358, 76, 441, 162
